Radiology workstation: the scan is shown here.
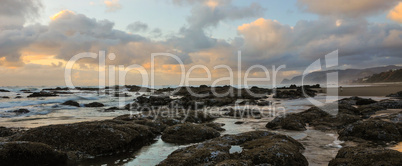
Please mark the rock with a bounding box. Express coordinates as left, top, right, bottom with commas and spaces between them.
373, 111, 402, 123
43, 87, 69, 91
355, 98, 377, 105
158, 131, 307, 166
203, 122, 226, 131
1, 96, 9, 99
114, 110, 217, 132
375, 99, 402, 109
386, 91, 402, 98
15, 96, 22, 99
310, 113, 361, 130
215, 159, 253, 166
240, 135, 308, 165
75, 87, 100, 91
338, 119, 402, 143
274, 88, 316, 99
266, 114, 307, 131
20, 89, 32, 93
234, 121, 244, 125
266, 107, 330, 131
256, 100, 270, 106
27, 92, 58, 98
267, 104, 365, 131
113, 114, 168, 132
0, 142, 67, 165
0, 126, 14, 137
12, 109, 30, 114
84, 102, 104, 107
0, 89, 10, 92
62, 100, 80, 107
13, 120, 157, 158
114, 93, 131, 97
358, 105, 385, 118
225, 109, 261, 118
161, 123, 221, 143
329, 146, 402, 166
136, 96, 172, 106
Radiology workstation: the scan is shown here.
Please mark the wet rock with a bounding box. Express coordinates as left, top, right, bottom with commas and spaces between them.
12, 109, 30, 115
20, 89, 32, 93
113, 110, 216, 132
0, 126, 14, 137
266, 114, 307, 131
375, 99, 402, 109
27, 92, 58, 98
0, 89, 10, 92
13, 120, 157, 158
338, 119, 402, 143
373, 111, 402, 123
203, 122, 226, 131
0, 142, 67, 165
358, 104, 385, 118
335, 104, 360, 115
256, 100, 270, 106
234, 121, 244, 125
240, 135, 307, 165
225, 109, 261, 118
356, 98, 377, 105
113, 114, 168, 132
43, 87, 69, 91
329, 146, 402, 166
338, 96, 361, 105
15, 96, 22, 99
62, 100, 80, 107
162, 123, 221, 143
1, 96, 9, 99
136, 96, 172, 106
274, 88, 316, 99
75, 87, 100, 91
103, 107, 119, 112
158, 131, 307, 166
310, 113, 361, 130
215, 159, 253, 166
114, 93, 131, 97
84, 102, 104, 107
266, 107, 330, 131
386, 91, 402, 98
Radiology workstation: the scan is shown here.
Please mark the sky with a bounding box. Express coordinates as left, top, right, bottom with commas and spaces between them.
1, 0, 402, 86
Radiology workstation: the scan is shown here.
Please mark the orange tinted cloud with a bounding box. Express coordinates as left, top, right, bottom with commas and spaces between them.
206, 0, 219, 9
388, 2, 402, 23
50, 10, 74, 20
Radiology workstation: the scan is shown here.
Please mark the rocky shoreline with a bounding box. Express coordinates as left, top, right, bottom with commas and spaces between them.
0, 86, 401, 165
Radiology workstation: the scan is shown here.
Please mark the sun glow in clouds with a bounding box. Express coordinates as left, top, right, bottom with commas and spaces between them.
50, 10, 75, 20
206, 0, 219, 9
388, 2, 402, 23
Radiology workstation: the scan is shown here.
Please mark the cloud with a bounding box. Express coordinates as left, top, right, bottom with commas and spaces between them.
0, 0, 42, 29
388, 2, 402, 23
234, 17, 402, 71
104, 0, 122, 12
167, 0, 264, 53
127, 21, 149, 32
297, 0, 399, 17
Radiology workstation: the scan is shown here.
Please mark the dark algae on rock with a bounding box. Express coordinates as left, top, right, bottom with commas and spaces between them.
161, 123, 221, 143
13, 120, 158, 159
158, 131, 308, 166
0, 141, 67, 165
329, 146, 402, 166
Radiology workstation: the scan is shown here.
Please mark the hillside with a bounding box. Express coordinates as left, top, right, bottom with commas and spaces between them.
355, 69, 402, 83
281, 65, 402, 85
